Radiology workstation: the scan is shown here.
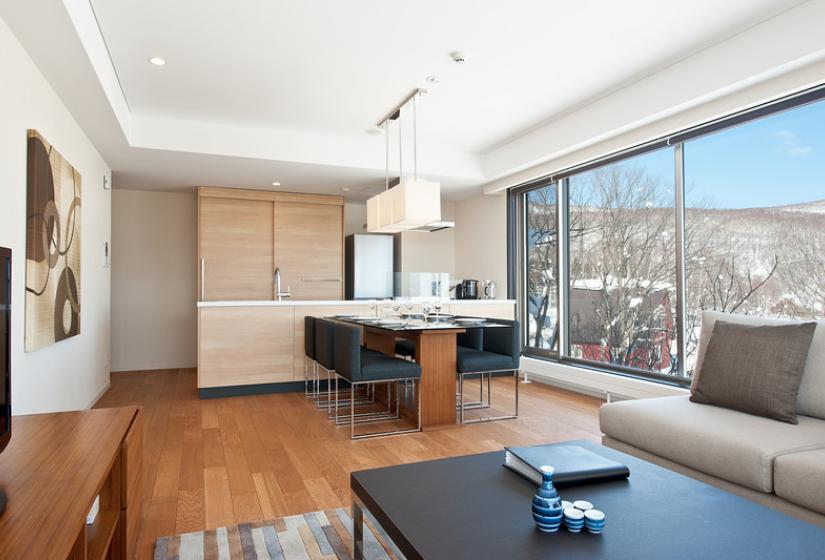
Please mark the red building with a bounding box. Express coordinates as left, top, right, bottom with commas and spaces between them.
569, 287, 674, 372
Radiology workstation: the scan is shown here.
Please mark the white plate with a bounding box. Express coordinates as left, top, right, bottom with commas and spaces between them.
455, 318, 486, 324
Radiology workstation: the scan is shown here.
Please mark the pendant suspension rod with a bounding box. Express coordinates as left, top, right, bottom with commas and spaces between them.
384, 122, 389, 191
398, 111, 403, 182
413, 94, 418, 181
375, 88, 426, 128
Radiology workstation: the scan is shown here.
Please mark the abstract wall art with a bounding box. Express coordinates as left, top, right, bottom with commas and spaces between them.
25, 130, 81, 352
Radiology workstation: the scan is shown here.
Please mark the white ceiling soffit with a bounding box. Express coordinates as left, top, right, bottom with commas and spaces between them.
0, 0, 814, 197
482, 0, 825, 190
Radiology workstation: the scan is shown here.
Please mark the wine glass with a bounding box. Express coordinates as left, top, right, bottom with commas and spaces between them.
392, 301, 401, 317
433, 301, 443, 320
404, 301, 414, 318
368, 299, 377, 318
422, 300, 432, 321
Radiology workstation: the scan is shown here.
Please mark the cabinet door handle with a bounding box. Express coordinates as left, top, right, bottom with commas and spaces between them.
300, 278, 342, 283
200, 258, 205, 300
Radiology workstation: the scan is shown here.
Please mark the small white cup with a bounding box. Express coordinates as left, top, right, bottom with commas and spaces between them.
572, 500, 593, 511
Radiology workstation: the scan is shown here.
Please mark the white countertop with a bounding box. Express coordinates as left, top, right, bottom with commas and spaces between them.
197, 298, 516, 308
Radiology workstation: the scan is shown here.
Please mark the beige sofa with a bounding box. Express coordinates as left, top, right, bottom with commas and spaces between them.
600, 311, 825, 528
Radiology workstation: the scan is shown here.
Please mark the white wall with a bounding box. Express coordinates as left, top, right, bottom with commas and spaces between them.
0, 16, 111, 414
345, 196, 509, 293
454, 192, 508, 294
395, 202, 456, 277
111, 190, 197, 371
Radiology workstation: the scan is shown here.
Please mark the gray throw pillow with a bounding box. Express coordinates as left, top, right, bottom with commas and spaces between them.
690, 320, 817, 424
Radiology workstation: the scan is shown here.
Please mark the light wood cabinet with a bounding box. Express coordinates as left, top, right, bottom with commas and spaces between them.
199, 196, 274, 301
197, 187, 343, 302
198, 306, 295, 388
274, 202, 344, 300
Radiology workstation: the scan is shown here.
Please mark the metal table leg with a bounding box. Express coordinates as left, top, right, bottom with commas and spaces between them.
352, 500, 364, 560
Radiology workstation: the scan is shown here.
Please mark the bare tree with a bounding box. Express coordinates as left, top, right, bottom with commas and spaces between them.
525, 186, 558, 349
568, 165, 677, 371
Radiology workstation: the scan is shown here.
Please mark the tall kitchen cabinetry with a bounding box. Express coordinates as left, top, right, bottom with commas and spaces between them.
197, 187, 344, 302
197, 187, 344, 391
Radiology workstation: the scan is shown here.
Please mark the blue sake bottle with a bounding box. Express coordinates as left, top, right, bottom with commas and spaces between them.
532, 465, 563, 532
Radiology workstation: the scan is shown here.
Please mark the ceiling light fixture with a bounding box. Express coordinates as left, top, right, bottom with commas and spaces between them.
271, 182, 281, 186
367, 89, 441, 233
148, 56, 166, 66
450, 51, 466, 64
426, 75, 439, 84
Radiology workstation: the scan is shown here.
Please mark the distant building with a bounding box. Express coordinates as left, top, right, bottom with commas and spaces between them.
570, 287, 674, 372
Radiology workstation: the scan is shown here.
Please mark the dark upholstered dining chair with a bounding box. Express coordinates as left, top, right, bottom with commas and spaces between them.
456, 320, 520, 424
333, 322, 422, 439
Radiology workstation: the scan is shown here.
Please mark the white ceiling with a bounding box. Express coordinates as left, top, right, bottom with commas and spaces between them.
91, 0, 800, 152
0, 0, 809, 198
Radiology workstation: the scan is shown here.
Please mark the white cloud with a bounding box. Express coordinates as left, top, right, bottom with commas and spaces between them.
773, 129, 812, 157
788, 146, 812, 157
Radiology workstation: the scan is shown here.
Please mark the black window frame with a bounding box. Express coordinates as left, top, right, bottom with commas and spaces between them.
507, 82, 825, 387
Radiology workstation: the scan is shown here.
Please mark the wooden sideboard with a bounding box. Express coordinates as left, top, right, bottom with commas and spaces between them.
197, 187, 344, 302
0, 406, 144, 560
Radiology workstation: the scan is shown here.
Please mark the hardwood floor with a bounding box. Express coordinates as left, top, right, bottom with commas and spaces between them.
95, 368, 603, 559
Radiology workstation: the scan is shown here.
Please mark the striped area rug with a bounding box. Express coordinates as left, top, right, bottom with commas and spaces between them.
154, 508, 399, 560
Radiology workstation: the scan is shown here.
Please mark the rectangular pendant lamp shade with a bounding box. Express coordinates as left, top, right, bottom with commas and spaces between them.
367, 179, 441, 233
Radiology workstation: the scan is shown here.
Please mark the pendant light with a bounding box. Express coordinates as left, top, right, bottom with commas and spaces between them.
367, 89, 441, 233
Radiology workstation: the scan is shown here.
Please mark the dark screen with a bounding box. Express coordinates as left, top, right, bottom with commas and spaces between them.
0, 251, 8, 437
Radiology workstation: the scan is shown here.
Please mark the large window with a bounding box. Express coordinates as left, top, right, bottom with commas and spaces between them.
683, 100, 825, 374
512, 87, 825, 384
525, 185, 559, 354
568, 149, 676, 375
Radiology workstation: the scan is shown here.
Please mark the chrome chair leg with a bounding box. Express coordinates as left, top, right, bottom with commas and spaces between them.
348, 379, 422, 440
458, 369, 519, 424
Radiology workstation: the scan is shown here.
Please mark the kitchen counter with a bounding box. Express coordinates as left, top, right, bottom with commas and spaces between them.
196, 299, 517, 397
197, 298, 516, 308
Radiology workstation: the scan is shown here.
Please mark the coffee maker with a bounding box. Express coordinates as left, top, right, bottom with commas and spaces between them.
459, 279, 479, 299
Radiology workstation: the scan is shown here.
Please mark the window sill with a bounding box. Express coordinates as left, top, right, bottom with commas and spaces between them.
523, 355, 689, 401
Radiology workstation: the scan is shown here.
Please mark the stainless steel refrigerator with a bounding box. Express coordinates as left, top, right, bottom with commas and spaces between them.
345, 234, 394, 299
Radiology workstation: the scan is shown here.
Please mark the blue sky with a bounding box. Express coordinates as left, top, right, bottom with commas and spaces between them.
623, 99, 825, 209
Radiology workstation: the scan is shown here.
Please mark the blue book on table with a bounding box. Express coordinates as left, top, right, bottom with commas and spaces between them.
504, 444, 630, 486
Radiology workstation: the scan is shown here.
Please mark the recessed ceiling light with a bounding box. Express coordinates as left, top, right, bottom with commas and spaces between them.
342, 187, 351, 192
426, 75, 439, 83
148, 57, 166, 66
271, 182, 281, 186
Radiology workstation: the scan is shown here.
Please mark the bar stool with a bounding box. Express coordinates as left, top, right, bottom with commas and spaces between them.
456, 320, 520, 424
315, 318, 372, 414
304, 316, 317, 398
333, 322, 422, 439
314, 318, 337, 412
456, 328, 484, 405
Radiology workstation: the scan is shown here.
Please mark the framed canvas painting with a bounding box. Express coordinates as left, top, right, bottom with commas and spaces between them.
25, 130, 81, 352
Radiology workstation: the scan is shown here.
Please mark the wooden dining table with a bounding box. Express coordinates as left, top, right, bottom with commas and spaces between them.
334, 315, 508, 429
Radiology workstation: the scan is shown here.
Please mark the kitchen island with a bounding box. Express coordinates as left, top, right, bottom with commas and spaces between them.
196, 299, 516, 397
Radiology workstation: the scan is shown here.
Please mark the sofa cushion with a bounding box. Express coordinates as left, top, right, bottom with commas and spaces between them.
690, 321, 816, 424
694, 311, 825, 420
774, 449, 825, 515
600, 395, 825, 493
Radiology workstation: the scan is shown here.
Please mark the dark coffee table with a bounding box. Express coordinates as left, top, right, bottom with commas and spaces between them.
350, 440, 825, 559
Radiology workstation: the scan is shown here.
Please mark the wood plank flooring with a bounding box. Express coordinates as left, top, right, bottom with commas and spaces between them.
95, 368, 603, 559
